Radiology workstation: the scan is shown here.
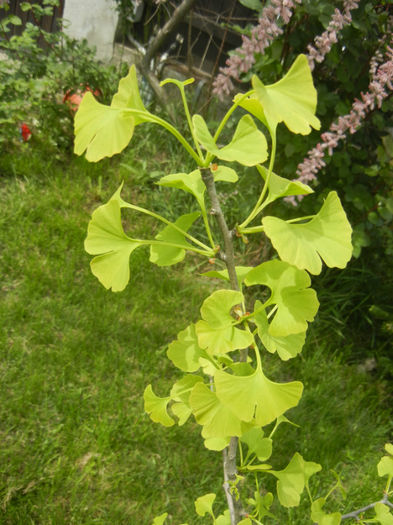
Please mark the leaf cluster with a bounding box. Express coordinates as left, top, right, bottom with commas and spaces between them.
0, 2, 123, 151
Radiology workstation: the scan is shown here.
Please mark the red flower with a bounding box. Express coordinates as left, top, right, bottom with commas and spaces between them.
20, 123, 32, 141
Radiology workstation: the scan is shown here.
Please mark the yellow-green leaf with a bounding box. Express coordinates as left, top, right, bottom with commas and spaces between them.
195, 290, 253, 355
167, 323, 208, 372
254, 301, 306, 360
215, 365, 303, 426
74, 65, 151, 162
144, 385, 174, 427
189, 382, 243, 440
311, 498, 342, 525
74, 93, 135, 162
269, 453, 321, 507
263, 192, 353, 275
245, 261, 319, 337
252, 54, 321, 135
193, 114, 268, 166
149, 211, 200, 267
84, 196, 144, 292
195, 493, 216, 518
257, 165, 313, 205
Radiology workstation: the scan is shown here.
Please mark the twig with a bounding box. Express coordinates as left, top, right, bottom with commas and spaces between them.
341, 494, 393, 521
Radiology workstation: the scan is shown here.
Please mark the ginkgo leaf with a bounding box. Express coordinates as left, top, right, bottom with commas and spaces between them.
144, 385, 174, 427
252, 54, 321, 135
152, 513, 168, 525
374, 503, 393, 525
75, 66, 152, 162
256, 165, 313, 205
171, 402, 192, 426
377, 455, 393, 478
149, 211, 200, 266
158, 170, 206, 210
263, 192, 353, 275
385, 443, 393, 455
75, 94, 136, 162
169, 373, 203, 426
195, 493, 216, 518
84, 196, 144, 292
240, 427, 273, 461
195, 290, 253, 355
203, 437, 231, 451
170, 375, 203, 404
254, 301, 306, 360
269, 453, 321, 507
111, 65, 146, 121
167, 323, 208, 372
311, 498, 342, 525
245, 261, 319, 337
189, 382, 243, 439
215, 365, 303, 426
213, 165, 239, 183
193, 114, 268, 166
202, 266, 253, 288
215, 510, 231, 525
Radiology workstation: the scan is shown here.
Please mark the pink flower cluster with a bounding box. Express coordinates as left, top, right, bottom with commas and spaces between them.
213, 0, 302, 97
306, 0, 360, 71
295, 42, 393, 188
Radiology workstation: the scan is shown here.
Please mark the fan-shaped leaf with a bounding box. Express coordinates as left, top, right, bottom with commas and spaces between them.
269, 453, 321, 507
257, 165, 313, 205
149, 211, 200, 266
252, 54, 320, 135
374, 503, 393, 525
311, 498, 342, 525
158, 170, 206, 210
195, 493, 216, 518
144, 385, 174, 427
189, 382, 243, 440
75, 66, 151, 162
254, 301, 306, 360
240, 427, 273, 461
245, 261, 319, 337
195, 290, 253, 355
193, 114, 268, 166
263, 192, 353, 275
215, 365, 303, 426
167, 323, 208, 372
84, 196, 144, 292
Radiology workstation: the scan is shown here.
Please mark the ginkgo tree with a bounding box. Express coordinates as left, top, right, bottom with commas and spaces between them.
74, 54, 393, 524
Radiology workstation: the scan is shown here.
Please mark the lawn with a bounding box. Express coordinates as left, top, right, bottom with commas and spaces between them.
0, 145, 392, 524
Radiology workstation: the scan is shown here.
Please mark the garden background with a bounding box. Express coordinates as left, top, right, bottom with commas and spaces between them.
0, 0, 392, 523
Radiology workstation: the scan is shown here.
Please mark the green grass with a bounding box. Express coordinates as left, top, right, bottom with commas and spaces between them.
0, 145, 392, 524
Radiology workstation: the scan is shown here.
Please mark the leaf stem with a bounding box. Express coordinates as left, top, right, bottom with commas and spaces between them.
213, 90, 254, 143
128, 109, 203, 165
139, 239, 213, 257
238, 135, 277, 230
123, 202, 215, 254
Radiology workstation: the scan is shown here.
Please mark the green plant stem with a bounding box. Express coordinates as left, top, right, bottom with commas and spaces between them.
124, 202, 214, 255
202, 90, 254, 167
286, 215, 315, 223
238, 136, 277, 231
180, 84, 205, 161
201, 207, 217, 251
144, 239, 212, 257
213, 90, 254, 144
128, 110, 203, 166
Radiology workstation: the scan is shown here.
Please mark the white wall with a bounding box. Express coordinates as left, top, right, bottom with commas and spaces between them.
62, 0, 119, 62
